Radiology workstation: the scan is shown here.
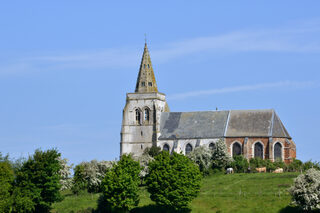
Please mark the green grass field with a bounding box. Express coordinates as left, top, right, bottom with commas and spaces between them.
52, 172, 303, 213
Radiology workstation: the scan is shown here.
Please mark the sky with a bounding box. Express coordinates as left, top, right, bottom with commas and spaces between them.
1, 1, 320, 165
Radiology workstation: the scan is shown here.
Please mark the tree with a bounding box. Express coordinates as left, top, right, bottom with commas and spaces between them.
58, 157, 73, 191
71, 160, 114, 194
143, 145, 161, 157
100, 154, 141, 212
211, 139, 232, 170
289, 168, 320, 211
146, 151, 202, 211
187, 146, 212, 175
13, 149, 63, 213
0, 161, 14, 213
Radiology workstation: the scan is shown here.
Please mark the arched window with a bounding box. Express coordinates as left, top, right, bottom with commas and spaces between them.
209, 143, 215, 150
254, 142, 263, 159
163, 144, 170, 152
144, 109, 150, 121
274, 142, 282, 161
185, 144, 193, 155
135, 109, 141, 124
232, 142, 241, 157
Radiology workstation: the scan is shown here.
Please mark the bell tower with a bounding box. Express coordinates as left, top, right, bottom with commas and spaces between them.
120, 42, 169, 157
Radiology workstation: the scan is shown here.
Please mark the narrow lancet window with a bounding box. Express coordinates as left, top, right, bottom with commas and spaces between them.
185, 144, 193, 155
144, 109, 150, 121
163, 144, 170, 152
135, 109, 141, 125
141, 82, 145, 87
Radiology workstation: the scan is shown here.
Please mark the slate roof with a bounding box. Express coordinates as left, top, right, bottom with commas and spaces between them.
159, 109, 291, 140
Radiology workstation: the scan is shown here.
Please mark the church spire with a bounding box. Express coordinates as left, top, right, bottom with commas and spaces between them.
135, 42, 158, 93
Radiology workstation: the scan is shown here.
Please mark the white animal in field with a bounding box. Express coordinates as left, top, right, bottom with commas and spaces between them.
226, 168, 234, 174
256, 167, 266, 173
273, 168, 283, 173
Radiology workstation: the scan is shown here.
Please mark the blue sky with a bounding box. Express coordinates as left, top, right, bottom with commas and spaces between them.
1, 1, 320, 165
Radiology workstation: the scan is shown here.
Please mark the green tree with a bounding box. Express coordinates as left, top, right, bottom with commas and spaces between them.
13, 148, 63, 213
100, 154, 141, 213
146, 151, 202, 211
143, 145, 161, 157
0, 160, 14, 213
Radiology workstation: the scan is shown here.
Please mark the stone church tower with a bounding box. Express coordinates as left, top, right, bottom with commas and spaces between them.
120, 43, 169, 157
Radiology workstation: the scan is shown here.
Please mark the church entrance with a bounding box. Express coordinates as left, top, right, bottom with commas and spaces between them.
232, 143, 241, 157
254, 142, 263, 159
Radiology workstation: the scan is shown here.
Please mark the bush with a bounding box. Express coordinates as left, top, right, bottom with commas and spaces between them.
230, 155, 249, 173
249, 157, 266, 171
136, 153, 154, 180
303, 160, 320, 171
58, 157, 73, 191
13, 148, 63, 213
289, 168, 320, 211
143, 146, 161, 157
72, 160, 114, 194
0, 161, 14, 213
146, 151, 202, 211
187, 146, 212, 175
100, 154, 141, 212
211, 139, 232, 170
287, 158, 303, 172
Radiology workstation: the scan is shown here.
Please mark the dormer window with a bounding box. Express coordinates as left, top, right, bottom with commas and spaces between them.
148, 82, 152, 86
141, 82, 145, 87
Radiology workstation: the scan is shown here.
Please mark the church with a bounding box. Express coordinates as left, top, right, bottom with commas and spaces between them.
120, 43, 296, 163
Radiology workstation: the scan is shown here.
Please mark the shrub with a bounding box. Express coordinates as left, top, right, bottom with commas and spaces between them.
187, 146, 212, 175
287, 158, 303, 172
143, 145, 161, 157
13, 148, 63, 213
289, 168, 320, 211
211, 139, 232, 170
303, 160, 320, 171
137, 153, 154, 180
100, 154, 141, 212
72, 160, 114, 194
230, 155, 249, 173
249, 157, 266, 171
146, 151, 202, 211
58, 157, 73, 191
0, 161, 14, 213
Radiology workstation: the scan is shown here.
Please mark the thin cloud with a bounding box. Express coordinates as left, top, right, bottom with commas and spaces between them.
167, 81, 318, 100
1, 18, 320, 75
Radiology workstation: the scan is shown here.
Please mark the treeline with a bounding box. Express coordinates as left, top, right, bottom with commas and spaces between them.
1, 140, 320, 212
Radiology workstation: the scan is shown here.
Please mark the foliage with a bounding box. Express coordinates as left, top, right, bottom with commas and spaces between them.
229, 155, 249, 173
100, 154, 141, 212
146, 151, 202, 211
289, 168, 320, 211
187, 146, 212, 175
72, 160, 114, 194
58, 158, 73, 191
0, 161, 14, 213
143, 146, 161, 157
303, 160, 320, 171
249, 157, 267, 171
137, 153, 154, 179
13, 148, 63, 213
211, 139, 232, 170
287, 159, 303, 172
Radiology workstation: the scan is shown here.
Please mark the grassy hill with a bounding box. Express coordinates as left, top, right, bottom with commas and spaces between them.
52, 172, 302, 213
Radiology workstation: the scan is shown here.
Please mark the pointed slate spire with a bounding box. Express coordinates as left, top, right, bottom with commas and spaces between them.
135, 43, 158, 93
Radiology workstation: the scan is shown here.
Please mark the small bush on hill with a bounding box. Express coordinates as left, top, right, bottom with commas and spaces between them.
13, 148, 63, 213
136, 153, 154, 180
100, 154, 141, 213
230, 155, 249, 173
58, 158, 73, 191
303, 160, 320, 171
287, 158, 303, 172
249, 157, 267, 171
146, 151, 202, 211
187, 146, 212, 175
289, 168, 320, 211
211, 139, 232, 170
